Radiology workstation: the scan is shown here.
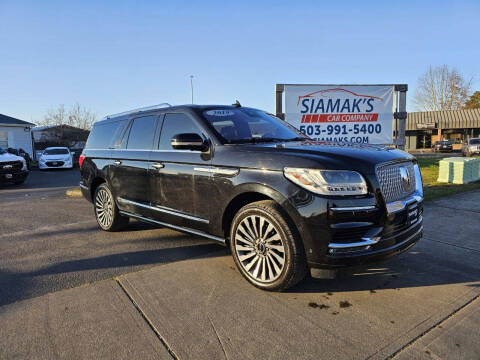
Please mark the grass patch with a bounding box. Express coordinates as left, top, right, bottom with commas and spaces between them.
417, 156, 480, 201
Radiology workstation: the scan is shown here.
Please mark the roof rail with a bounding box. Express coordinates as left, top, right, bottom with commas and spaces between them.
103, 103, 172, 119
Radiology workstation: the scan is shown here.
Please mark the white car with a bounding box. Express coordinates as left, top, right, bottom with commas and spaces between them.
0, 148, 28, 184
38, 147, 74, 169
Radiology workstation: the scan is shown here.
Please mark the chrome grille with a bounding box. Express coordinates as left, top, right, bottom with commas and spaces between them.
376, 162, 416, 202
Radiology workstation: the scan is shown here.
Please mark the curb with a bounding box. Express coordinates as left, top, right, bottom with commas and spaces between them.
66, 187, 82, 197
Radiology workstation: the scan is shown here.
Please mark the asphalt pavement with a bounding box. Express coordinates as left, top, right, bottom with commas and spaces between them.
0, 169, 219, 306
1, 169, 479, 359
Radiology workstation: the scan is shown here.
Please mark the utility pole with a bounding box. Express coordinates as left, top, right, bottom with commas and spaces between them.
190, 75, 194, 104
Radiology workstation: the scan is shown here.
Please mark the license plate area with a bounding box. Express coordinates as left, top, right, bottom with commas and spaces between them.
5, 174, 12, 179
406, 201, 420, 225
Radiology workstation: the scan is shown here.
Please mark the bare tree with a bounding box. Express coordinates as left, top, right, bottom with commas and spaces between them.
40, 103, 96, 130
67, 103, 96, 130
41, 104, 67, 126
413, 65, 472, 111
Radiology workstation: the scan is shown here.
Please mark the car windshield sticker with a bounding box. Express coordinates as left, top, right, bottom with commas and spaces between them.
205, 110, 235, 117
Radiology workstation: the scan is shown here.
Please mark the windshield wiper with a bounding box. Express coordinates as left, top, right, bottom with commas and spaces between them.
283, 137, 308, 142
227, 136, 307, 144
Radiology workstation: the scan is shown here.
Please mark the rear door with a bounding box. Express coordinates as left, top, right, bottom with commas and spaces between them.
149, 112, 211, 231
110, 115, 160, 216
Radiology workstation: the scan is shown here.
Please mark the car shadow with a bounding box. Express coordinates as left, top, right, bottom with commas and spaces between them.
0, 243, 226, 307
288, 249, 480, 294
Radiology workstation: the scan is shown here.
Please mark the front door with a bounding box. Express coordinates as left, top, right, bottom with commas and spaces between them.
110, 115, 159, 216
149, 113, 211, 231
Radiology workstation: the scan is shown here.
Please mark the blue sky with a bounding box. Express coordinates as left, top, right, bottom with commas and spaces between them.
1, 0, 479, 123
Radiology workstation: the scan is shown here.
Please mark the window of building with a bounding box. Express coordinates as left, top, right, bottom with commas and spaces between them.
0, 131, 8, 148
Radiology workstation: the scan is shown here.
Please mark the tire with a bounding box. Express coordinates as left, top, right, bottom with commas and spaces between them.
229, 200, 307, 291
94, 183, 129, 231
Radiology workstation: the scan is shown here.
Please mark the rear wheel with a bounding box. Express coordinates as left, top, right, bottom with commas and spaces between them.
94, 183, 129, 231
229, 200, 307, 291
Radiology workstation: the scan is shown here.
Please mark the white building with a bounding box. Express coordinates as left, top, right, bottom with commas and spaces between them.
0, 114, 35, 157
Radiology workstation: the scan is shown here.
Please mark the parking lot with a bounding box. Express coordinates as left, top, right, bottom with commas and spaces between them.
1, 169, 480, 359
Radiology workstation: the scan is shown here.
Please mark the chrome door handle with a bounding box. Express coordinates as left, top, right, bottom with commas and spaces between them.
152, 163, 164, 169
114, 160, 122, 165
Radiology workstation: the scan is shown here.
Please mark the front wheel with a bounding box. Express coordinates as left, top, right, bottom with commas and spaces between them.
229, 200, 307, 291
94, 183, 129, 231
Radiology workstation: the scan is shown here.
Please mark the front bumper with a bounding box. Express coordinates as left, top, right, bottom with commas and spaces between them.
318, 218, 422, 268
301, 193, 424, 269
0, 170, 29, 183
39, 161, 73, 169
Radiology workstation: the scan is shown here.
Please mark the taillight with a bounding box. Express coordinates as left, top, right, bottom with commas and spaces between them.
79, 154, 86, 168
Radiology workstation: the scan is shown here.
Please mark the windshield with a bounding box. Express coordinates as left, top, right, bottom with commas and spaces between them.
202, 107, 307, 144
470, 139, 480, 145
44, 148, 69, 155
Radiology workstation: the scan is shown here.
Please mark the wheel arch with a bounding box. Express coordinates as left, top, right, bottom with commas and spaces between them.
220, 184, 307, 247
89, 176, 107, 201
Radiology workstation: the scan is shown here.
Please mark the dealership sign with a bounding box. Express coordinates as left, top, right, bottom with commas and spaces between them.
284, 85, 395, 144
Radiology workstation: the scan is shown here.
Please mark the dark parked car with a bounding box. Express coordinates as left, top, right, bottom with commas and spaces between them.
433, 140, 453, 152
79, 104, 424, 291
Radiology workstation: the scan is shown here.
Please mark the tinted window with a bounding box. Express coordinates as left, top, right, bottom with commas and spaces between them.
44, 148, 69, 155
86, 120, 123, 149
159, 113, 203, 150
126, 116, 158, 150
470, 139, 480, 145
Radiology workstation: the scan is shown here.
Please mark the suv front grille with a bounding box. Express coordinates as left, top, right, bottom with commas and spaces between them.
376, 161, 416, 202
0, 161, 23, 173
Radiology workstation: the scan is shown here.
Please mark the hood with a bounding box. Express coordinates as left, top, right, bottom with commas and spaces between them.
232, 140, 414, 173
0, 152, 25, 163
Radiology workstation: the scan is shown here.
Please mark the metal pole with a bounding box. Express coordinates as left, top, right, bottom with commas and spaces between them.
398, 90, 407, 150
190, 75, 194, 104
394, 84, 408, 150
275, 84, 285, 120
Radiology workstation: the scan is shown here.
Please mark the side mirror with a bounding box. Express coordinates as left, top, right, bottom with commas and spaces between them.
171, 133, 208, 151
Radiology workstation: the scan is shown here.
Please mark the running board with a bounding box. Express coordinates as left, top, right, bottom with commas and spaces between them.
119, 211, 226, 245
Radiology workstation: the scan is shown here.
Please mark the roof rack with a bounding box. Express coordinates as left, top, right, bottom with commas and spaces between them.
103, 103, 172, 119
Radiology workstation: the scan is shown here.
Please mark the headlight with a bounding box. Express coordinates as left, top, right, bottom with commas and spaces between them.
284, 168, 368, 196
413, 164, 423, 197
21, 159, 27, 170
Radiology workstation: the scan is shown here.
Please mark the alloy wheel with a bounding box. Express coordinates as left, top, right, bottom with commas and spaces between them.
234, 215, 286, 283
95, 187, 114, 228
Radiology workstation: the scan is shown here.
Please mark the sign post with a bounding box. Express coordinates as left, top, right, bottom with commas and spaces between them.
275, 84, 407, 148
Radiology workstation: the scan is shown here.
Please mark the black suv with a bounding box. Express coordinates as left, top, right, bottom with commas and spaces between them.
79, 104, 424, 291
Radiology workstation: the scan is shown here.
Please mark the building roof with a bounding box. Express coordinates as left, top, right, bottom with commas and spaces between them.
407, 109, 480, 130
0, 114, 35, 127
32, 124, 90, 133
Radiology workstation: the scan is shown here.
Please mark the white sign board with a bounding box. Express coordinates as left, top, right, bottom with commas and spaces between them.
284, 85, 395, 144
